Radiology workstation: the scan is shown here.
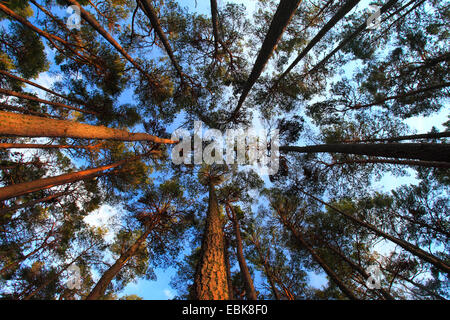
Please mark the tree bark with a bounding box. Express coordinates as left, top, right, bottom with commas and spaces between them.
65, 0, 158, 87
86, 228, 152, 300
280, 143, 450, 162
252, 237, 281, 300
297, 189, 450, 274
0, 154, 144, 202
193, 183, 229, 300
226, 204, 257, 300
323, 158, 450, 168
340, 131, 450, 143
210, 0, 221, 58
230, 0, 302, 120
278, 215, 358, 300
137, 0, 184, 81
277, 0, 361, 83
0, 111, 176, 144
0, 88, 97, 115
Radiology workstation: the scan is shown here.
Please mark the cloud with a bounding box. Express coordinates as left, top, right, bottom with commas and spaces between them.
163, 288, 174, 299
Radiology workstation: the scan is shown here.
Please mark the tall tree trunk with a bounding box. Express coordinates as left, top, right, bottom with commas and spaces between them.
137, 0, 184, 81
230, 0, 302, 120
252, 237, 281, 300
86, 228, 153, 300
193, 183, 229, 300
0, 142, 107, 150
340, 131, 450, 143
0, 190, 70, 216
0, 111, 176, 144
210, 0, 221, 58
223, 233, 235, 299
351, 82, 450, 110
280, 142, 450, 162
0, 154, 144, 202
0, 88, 97, 115
278, 215, 358, 300
226, 204, 257, 300
277, 0, 361, 83
297, 189, 450, 274
307, 0, 398, 76
314, 235, 395, 300
323, 158, 450, 169
65, 0, 158, 86
0, 70, 89, 109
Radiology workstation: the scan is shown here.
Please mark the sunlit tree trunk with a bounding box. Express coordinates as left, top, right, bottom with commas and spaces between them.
193, 183, 229, 300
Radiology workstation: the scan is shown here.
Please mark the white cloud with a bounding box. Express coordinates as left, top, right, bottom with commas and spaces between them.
163, 288, 174, 299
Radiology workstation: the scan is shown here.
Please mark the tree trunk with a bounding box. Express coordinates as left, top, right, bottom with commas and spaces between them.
307, 0, 398, 76
252, 237, 281, 300
223, 234, 235, 299
0, 154, 143, 202
324, 158, 450, 168
0, 190, 70, 216
280, 143, 450, 162
65, 0, 158, 86
340, 131, 450, 143
227, 204, 257, 300
0, 142, 107, 150
0, 70, 89, 109
277, 0, 361, 82
0, 88, 97, 115
137, 0, 184, 81
0, 111, 176, 144
351, 82, 450, 110
210, 0, 221, 58
193, 183, 229, 300
230, 0, 302, 120
86, 228, 152, 300
314, 235, 395, 300
279, 215, 358, 300
298, 189, 450, 274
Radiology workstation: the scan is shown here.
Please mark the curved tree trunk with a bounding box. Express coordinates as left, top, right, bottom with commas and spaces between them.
340, 131, 450, 143
252, 237, 281, 300
0, 190, 70, 216
226, 204, 257, 300
230, 0, 302, 120
193, 183, 229, 300
86, 228, 152, 300
280, 142, 450, 162
0, 111, 176, 144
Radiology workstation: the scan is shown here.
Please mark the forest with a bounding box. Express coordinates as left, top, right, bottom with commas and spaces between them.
0, 0, 448, 300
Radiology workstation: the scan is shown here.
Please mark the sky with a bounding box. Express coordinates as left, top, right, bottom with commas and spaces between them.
6, 0, 448, 299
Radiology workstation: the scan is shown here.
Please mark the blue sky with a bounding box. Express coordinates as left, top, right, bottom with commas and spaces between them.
6, 0, 448, 299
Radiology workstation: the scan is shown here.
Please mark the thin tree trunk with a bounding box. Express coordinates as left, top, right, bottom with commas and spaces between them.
137, 0, 184, 81
351, 82, 450, 110
278, 215, 358, 300
226, 204, 257, 300
86, 227, 153, 300
230, 0, 302, 120
193, 183, 229, 300
0, 103, 62, 119
0, 154, 145, 202
65, 0, 158, 86
0, 142, 107, 150
210, 0, 221, 58
297, 189, 450, 274
307, 0, 398, 76
314, 235, 395, 300
0, 111, 176, 144
0, 190, 70, 216
323, 158, 450, 168
277, 0, 361, 83
340, 131, 450, 143
0, 88, 97, 115
0, 70, 89, 109
280, 143, 450, 162
252, 237, 281, 300
223, 234, 234, 299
